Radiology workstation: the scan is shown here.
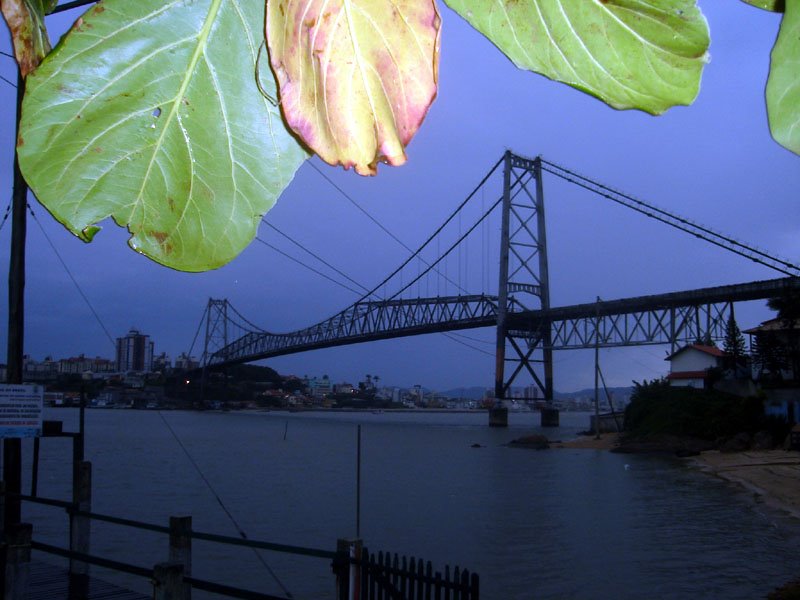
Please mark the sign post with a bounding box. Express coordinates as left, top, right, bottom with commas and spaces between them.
0, 384, 44, 439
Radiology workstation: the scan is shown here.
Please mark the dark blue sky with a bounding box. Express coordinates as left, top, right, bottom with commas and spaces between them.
1, 2, 798, 393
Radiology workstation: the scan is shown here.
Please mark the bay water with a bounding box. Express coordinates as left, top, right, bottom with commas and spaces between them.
18, 408, 800, 599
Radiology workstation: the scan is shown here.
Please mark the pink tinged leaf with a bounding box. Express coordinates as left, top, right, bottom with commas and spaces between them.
267, 0, 441, 176
1, 0, 52, 77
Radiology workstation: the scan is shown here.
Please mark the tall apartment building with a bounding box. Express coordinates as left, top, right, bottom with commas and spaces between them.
116, 328, 154, 373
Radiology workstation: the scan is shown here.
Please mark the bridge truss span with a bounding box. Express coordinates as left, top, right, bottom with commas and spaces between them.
544, 302, 731, 351
508, 276, 800, 352
209, 295, 500, 366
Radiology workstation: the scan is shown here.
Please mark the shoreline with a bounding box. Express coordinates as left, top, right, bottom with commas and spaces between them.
687, 450, 800, 520
553, 434, 800, 521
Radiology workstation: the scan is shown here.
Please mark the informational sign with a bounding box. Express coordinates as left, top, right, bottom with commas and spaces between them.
0, 384, 44, 438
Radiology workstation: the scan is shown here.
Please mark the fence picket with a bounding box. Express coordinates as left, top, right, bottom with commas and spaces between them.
378, 551, 386, 600
354, 545, 478, 600
425, 561, 433, 600
415, 557, 425, 600
470, 572, 479, 600
392, 553, 400, 596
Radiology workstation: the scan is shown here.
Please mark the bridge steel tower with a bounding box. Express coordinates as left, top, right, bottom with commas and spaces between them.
493, 151, 555, 426
203, 299, 230, 363
200, 299, 230, 399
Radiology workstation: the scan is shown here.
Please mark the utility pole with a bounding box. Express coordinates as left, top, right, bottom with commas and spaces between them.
594, 297, 601, 440
4, 72, 27, 529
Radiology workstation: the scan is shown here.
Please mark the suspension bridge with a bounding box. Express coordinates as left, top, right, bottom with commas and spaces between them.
193, 151, 800, 424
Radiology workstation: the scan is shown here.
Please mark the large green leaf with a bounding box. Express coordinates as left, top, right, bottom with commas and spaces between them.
766, 1, 800, 155
740, 0, 784, 12
444, 0, 710, 114
1, 0, 57, 76
267, 0, 441, 176
18, 0, 307, 271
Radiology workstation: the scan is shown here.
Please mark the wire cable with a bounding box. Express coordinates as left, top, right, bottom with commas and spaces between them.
442, 333, 495, 357
1, 74, 17, 89
186, 304, 208, 358
0, 201, 11, 233
28, 204, 116, 349
309, 157, 504, 299
540, 159, 800, 276
157, 412, 294, 599
254, 235, 363, 295
261, 219, 371, 295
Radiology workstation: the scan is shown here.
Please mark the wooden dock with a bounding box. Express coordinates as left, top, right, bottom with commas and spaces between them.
26, 561, 149, 600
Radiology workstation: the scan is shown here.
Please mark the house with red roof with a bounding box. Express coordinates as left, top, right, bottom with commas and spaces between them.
665, 344, 728, 388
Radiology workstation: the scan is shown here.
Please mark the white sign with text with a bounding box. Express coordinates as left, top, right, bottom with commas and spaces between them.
0, 384, 44, 437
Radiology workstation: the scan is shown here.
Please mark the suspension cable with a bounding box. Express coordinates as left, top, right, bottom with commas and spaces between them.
353, 156, 505, 302
540, 159, 800, 277
186, 303, 208, 358
388, 194, 503, 300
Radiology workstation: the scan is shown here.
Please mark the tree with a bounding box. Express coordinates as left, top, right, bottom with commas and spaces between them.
723, 314, 747, 375
752, 332, 788, 381
1, 0, 797, 271
766, 292, 800, 380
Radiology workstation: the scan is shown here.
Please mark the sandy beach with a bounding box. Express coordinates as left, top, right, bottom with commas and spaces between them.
688, 450, 800, 520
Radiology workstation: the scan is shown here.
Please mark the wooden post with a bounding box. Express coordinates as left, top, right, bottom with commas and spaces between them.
153, 562, 184, 600
69, 461, 91, 586
169, 516, 192, 600
0, 481, 6, 541
4, 522, 31, 599
335, 539, 362, 600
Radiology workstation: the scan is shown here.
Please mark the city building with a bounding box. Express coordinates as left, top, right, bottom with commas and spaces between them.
152, 352, 172, 373
58, 355, 115, 375
174, 353, 199, 371
306, 375, 332, 398
116, 328, 154, 373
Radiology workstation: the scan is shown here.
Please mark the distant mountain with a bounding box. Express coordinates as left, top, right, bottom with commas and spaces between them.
439, 386, 491, 400
438, 385, 634, 401
555, 386, 634, 399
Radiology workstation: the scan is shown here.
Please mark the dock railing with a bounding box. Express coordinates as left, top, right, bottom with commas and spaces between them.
1, 475, 479, 599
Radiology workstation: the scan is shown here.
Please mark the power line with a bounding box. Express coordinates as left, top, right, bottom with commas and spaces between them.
254, 235, 364, 295
0, 201, 11, 233
157, 412, 294, 599
261, 219, 371, 295
27, 204, 116, 349
447, 331, 494, 345
442, 333, 494, 357
1, 74, 17, 89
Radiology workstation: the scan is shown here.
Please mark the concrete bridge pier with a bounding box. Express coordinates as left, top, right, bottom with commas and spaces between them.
488, 404, 508, 427
540, 406, 559, 427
